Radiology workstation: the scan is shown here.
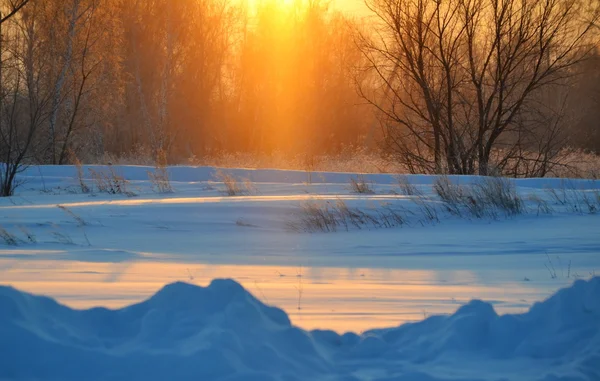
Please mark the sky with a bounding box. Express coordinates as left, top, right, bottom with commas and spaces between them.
245, 0, 370, 16
331, 0, 369, 15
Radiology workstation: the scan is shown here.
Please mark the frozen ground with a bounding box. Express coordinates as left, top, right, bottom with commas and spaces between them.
0, 166, 599, 333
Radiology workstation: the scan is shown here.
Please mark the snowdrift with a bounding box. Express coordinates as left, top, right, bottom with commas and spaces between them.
1, 278, 599, 381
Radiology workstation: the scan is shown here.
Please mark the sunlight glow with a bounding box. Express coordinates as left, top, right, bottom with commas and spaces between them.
244, 0, 368, 15
1, 259, 541, 332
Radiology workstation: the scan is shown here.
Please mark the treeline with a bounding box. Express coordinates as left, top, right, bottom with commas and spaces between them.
0, 0, 370, 168
1, 0, 600, 195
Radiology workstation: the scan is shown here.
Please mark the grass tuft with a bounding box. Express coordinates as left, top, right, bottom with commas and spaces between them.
396, 175, 421, 196
88, 165, 133, 196
0, 226, 19, 246
288, 199, 405, 233
214, 169, 255, 196
148, 149, 173, 193
57, 205, 87, 226
18, 226, 37, 243
349, 175, 374, 194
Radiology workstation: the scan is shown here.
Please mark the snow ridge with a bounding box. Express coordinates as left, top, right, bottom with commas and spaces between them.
1, 278, 599, 381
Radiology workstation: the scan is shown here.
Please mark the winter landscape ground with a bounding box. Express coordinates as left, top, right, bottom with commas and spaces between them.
0, 165, 599, 381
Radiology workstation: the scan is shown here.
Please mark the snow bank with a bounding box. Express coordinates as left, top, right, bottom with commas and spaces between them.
1, 278, 599, 381
21, 164, 600, 189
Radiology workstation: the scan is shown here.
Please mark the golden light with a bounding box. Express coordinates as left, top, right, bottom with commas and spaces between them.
243, 0, 368, 15
244, 0, 300, 11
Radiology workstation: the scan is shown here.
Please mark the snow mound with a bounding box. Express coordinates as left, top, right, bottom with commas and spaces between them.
359, 278, 600, 360
1, 278, 599, 381
0, 279, 329, 381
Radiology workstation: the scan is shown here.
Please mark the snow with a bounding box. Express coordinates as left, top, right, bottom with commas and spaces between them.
0, 164, 599, 378
1, 277, 598, 381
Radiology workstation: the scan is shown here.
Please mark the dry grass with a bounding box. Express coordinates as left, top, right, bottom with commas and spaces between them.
73, 156, 90, 193
214, 169, 255, 196
527, 194, 554, 215
0, 226, 19, 246
396, 175, 421, 196
52, 231, 74, 245
57, 205, 87, 226
287, 199, 405, 233
148, 150, 173, 193
469, 177, 524, 217
433, 176, 466, 215
18, 226, 37, 243
434, 176, 523, 218
87, 146, 599, 178
88, 166, 134, 196
545, 180, 600, 214
349, 175, 374, 194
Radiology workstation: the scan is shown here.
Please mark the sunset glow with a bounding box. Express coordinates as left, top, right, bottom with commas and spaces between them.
244, 0, 368, 15
0, 0, 598, 379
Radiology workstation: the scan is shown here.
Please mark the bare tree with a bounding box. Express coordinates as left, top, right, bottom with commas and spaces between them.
34, 0, 107, 164
358, 0, 599, 176
0, 0, 29, 24
0, 3, 52, 196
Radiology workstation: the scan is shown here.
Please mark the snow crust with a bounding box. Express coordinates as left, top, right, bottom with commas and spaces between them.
1, 277, 598, 381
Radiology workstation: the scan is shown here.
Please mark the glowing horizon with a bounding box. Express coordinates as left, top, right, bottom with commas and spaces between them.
243, 0, 369, 15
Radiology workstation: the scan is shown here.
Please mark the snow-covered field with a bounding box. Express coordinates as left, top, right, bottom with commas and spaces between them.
1, 165, 599, 380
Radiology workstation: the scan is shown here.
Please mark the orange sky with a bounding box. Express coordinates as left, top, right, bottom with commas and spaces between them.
245, 0, 370, 16
331, 0, 369, 15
